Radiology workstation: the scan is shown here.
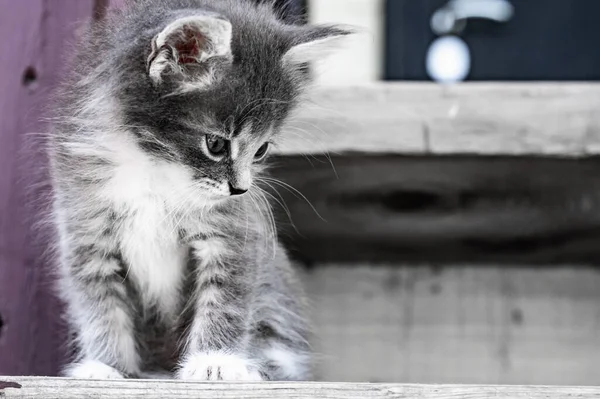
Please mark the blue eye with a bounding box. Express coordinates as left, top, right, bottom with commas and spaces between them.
255, 142, 269, 159
206, 135, 226, 155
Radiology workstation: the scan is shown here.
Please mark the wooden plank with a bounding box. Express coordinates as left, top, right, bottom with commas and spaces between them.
307, 0, 384, 85
276, 83, 600, 156
0, 378, 599, 399
302, 264, 600, 385
269, 155, 600, 264
0, 0, 96, 376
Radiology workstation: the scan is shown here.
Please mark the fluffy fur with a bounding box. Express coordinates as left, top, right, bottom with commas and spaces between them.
48, 0, 348, 380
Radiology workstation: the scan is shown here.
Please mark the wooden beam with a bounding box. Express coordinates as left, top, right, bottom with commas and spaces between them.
269, 155, 600, 264
304, 265, 600, 385
276, 83, 600, 156
1, 378, 599, 398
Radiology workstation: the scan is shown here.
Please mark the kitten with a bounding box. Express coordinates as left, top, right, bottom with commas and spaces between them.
48, 0, 349, 380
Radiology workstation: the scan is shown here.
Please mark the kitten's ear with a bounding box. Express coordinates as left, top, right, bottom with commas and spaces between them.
282, 26, 354, 68
147, 15, 232, 86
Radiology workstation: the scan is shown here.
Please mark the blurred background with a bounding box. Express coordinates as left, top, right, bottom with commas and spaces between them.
279, 0, 600, 84
2, 0, 600, 386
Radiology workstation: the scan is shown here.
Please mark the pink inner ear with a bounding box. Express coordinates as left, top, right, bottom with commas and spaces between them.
175, 26, 206, 64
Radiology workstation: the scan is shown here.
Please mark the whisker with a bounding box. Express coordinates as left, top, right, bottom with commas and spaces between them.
252, 189, 278, 259
246, 189, 272, 255
260, 177, 326, 222
279, 127, 340, 177
255, 179, 300, 236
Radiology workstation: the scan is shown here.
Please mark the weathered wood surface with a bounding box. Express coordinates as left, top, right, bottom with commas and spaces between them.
277, 83, 600, 156
270, 155, 600, 264
3, 0, 600, 384
0, 0, 97, 376
1, 378, 599, 399
303, 265, 600, 385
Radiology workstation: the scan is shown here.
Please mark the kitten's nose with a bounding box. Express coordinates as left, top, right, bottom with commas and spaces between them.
229, 182, 248, 196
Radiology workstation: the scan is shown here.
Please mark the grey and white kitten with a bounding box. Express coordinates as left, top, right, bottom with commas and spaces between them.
48, 0, 348, 380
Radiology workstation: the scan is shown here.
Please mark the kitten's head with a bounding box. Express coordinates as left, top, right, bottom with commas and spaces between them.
111, 0, 350, 201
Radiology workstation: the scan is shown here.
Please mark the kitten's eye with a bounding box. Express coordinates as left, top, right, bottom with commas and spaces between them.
206, 135, 226, 155
255, 142, 269, 159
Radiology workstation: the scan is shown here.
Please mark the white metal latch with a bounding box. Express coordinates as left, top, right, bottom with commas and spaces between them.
431, 0, 514, 35
426, 0, 514, 83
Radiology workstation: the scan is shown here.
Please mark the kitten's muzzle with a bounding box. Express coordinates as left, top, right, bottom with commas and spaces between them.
228, 182, 248, 196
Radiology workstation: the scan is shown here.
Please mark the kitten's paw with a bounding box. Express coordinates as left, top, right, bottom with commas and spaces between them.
64, 360, 125, 379
176, 352, 262, 381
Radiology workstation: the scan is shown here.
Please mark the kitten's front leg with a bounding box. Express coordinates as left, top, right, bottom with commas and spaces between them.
177, 238, 262, 381
61, 247, 140, 379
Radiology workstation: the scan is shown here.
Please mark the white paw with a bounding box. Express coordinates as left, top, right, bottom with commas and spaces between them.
65, 360, 125, 379
176, 352, 263, 381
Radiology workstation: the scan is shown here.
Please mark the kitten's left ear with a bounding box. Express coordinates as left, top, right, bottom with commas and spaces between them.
282, 26, 355, 68
147, 15, 232, 86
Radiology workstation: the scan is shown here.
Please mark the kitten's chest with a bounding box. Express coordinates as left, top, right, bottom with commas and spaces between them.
106, 160, 194, 317
119, 200, 187, 317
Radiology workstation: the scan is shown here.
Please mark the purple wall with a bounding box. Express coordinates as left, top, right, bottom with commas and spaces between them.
0, 0, 96, 376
